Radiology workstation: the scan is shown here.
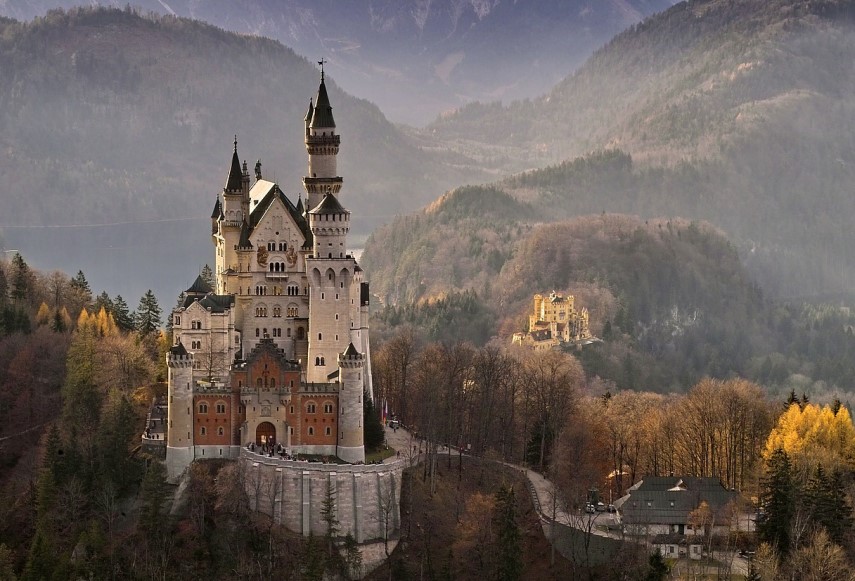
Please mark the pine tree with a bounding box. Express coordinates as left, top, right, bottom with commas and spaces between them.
645, 548, 670, 581
342, 533, 362, 580
10, 253, 30, 304
70, 270, 92, 304
824, 469, 853, 543
785, 389, 799, 409
200, 264, 214, 288
832, 397, 842, 415
93, 291, 113, 315
135, 290, 162, 335
139, 461, 168, 535
363, 392, 385, 451
494, 485, 522, 581
758, 448, 794, 555
112, 295, 134, 332
320, 480, 340, 556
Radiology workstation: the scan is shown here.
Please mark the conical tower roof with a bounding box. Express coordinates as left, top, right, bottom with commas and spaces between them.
310, 79, 336, 129
225, 137, 243, 191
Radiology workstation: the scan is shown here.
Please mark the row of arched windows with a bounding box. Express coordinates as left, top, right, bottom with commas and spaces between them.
200, 426, 226, 437
197, 400, 228, 414
266, 242, 288, 252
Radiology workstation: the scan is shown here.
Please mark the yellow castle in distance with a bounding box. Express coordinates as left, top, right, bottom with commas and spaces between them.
512, 291, 595, 350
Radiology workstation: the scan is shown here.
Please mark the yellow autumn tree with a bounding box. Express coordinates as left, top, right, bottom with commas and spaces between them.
764, 403, 855, 474
35, 302, 51, 326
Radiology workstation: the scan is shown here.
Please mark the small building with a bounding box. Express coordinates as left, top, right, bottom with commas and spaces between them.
651, 533, 703, 561
619, 477, 738, 537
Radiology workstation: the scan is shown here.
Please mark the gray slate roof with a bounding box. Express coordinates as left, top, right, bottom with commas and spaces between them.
225, 144, 243, 191
621, 477, 737, 526
310, 79, 336, 128
310, 193, 348, 216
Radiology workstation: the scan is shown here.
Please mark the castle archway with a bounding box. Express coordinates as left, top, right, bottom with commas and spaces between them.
256, 422, 276, 446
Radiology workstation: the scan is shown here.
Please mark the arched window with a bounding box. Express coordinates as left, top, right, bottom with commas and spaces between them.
307, 403, 316, 414
325, 426, 331, 436
255, 328, 260, 337
320, 356, 325, 366
200, 426, 207, 436
323, 402, 333, 414
198, 403, 208, 414
287, 306, 298, 317
315, 357, 321, 366
273, 306, 281, 317
217, 426, 225, 436
216, 402, 226, 414
318, 333, 322, 341
308, 427, 314, 436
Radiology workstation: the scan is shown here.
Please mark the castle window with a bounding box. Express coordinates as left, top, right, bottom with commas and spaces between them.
308, 427, 314, 436
174, 315, 181, 326
318, 333, 322, 341
340, 282, 344, 289
218, 427, 225, 436
200, 426, 207, 436
216, 403, 226, 414
307, 403, 316, 414
191, 320, 201, 330
256, 329, 260, 337
325, 427, 331, 436
290, 406, 294, 414
198, 403, 208, 414
329, 272, 333, 281
287, 306, 298, 317
287, 328, 292, 337
315, 357, 320, 366
320, 356, 325, 366
290, 427, 294, 435
273, 306, 281, 317
324, 403, 333, 414
335, 314, 339, 320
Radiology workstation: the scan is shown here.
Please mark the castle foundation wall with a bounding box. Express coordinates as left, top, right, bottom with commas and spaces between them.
240, 449, 403, 543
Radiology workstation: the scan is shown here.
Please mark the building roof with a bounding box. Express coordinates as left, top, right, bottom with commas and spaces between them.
310, 193, 348, 216
247, 181, 312, 247
211, 196, 222, 219
621, 477, 737, 526
181, 293, 234, 313
170, 341, 188, 356
310, 79, 336, 128
237, 220, 253, 249
343, 343, 360, 357
225, 140, 243, 191
186, 274, 213, 296
304, 98, 314, 122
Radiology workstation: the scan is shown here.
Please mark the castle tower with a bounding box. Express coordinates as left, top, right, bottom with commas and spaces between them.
338, 343, 365, 463
165, 342, 195, 479
216, 138, 250, 294
302, 68, 342, 212
306, 192, 355, 383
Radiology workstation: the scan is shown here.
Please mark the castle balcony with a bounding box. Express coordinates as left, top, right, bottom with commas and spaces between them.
265, 272, 291, 281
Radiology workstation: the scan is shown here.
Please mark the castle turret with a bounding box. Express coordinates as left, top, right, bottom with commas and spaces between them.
337, 343, 365, 463
303, 71, 342, 211
166, 341, 195, 479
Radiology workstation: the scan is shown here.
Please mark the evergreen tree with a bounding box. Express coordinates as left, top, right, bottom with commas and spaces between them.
302, 534, 326, 581
758, 448, 794, 555
832, 397, 842, 416
10, 253, 30, 305
645, 548, 670, 581
70, 270, 92, 304
0, 267, 7, 307
93, 291, 113, 315
139, 461, 169, 535
62, 324, 102, 478
135, 290, 162, 335
342, 533, 362, 580
97, 394, 140, 490
823, 469, 853, 543
363, 392, 385, 451
494, 485, 522, 581
320, 480, 340, 556
200, 264, 214, 288
785, 389, 798, 409
112, 295, 134, 332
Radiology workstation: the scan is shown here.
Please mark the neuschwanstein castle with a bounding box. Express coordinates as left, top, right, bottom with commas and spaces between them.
163, 70, 373, 479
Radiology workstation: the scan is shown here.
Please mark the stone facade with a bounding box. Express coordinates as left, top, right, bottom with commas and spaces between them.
162, 71, 372, 480
512, 290, 594, 350
241, 449, 403, 542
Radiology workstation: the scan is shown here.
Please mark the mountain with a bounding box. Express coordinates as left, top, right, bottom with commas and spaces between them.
409, 0, 855, 297
0, 0, 677, 125
0, 7, 484, 305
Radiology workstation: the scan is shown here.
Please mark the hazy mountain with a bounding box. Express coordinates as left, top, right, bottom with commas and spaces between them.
383, 0, 855, 297
0, 7, 485, 304
0, 0, 677, 125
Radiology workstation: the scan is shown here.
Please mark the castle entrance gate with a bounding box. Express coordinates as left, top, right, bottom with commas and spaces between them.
256, 422, 276, 446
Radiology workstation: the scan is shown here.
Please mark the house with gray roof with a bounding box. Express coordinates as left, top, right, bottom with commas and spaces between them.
618, 477, 738, 537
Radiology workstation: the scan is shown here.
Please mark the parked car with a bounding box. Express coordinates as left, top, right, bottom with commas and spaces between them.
607, 504, 617, 513
584, 503, 596, 514
595, 502, 606, 512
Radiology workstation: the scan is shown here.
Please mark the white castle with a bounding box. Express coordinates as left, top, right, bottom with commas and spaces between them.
164, 69, 373, 479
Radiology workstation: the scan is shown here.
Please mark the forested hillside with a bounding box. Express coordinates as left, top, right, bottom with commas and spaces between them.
0, 7, 481, 232
419, 0, 855, 296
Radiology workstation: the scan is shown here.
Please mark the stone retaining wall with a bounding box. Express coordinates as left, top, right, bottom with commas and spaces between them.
241, 449, 403, 543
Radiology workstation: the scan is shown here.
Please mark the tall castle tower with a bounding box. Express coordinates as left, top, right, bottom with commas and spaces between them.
163, 66, 369, 478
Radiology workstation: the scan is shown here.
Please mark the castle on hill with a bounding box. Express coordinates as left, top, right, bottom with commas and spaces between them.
162, 70, 372, 479
512, 291, 594, 350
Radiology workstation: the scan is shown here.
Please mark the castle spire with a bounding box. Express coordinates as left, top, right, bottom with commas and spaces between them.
310, 66, 335, 129
225, 136, 243, 191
